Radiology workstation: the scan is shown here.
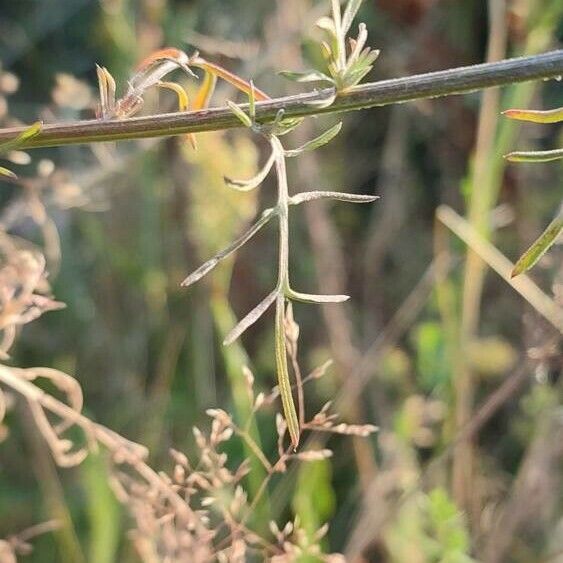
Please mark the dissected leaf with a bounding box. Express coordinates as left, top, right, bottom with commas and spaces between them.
285, 122, 342, 157
504, 148, 563, 163
223, 289, 277, 345
511, 206, 563, 277
502, 106, 563, 124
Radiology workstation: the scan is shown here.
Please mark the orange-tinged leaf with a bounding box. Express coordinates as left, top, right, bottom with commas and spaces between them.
502, 107, 563, 124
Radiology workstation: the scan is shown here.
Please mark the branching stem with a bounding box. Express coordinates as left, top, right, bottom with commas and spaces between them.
1, 51, 561, 149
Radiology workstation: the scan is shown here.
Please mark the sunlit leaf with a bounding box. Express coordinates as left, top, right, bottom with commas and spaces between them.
223, 289, 277, 345
502, 106, 563, 124
504, 148, 563, 163
511, 206, 563, 277
285, 122, 342, 157
0, 166, 17, 179
0, 121, 42, 153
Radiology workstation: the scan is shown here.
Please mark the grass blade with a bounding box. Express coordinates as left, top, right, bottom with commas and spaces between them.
512, 205, 563, 277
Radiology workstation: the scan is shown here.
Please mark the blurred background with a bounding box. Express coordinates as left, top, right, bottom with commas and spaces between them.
0, 0, 561, 561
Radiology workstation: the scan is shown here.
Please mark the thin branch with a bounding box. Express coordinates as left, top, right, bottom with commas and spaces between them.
1, 51, 562, 149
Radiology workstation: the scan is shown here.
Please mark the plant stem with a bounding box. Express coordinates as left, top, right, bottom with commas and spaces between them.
1, 51, 562, 149
272, 135, 300, 449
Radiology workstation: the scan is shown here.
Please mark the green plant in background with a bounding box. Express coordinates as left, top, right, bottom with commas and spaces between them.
503, 106, 563, 277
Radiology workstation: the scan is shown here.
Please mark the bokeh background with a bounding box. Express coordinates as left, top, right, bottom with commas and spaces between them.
0, 0, 561, 561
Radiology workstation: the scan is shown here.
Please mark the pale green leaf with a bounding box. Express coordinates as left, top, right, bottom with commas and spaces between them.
279, 70, 333, 84
504, 148, 563, 163
0, 121, 42, 153
285, 122, 342, 157
226, 100, 252, 128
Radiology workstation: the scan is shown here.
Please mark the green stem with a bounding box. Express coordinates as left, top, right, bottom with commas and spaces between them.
272, 136, 300, 448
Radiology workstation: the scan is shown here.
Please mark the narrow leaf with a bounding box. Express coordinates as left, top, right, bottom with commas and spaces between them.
0, 167, 17, 179
181, 208, 276, 288
342, 0, 364, 35
275, 296, 300, 449
278, 70, 333, 84
157, 81, 189, 111
504, 148, 563, 163
290, 191, 378, 205
287, 288, 349, 304
226, 100, 252, 128
512, 207, 563, 277
0, 121, 42, 153
224, 151, 275, 191
285, 122, 342, 157
502, 106, 563, 124
223, 289, 277, 345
